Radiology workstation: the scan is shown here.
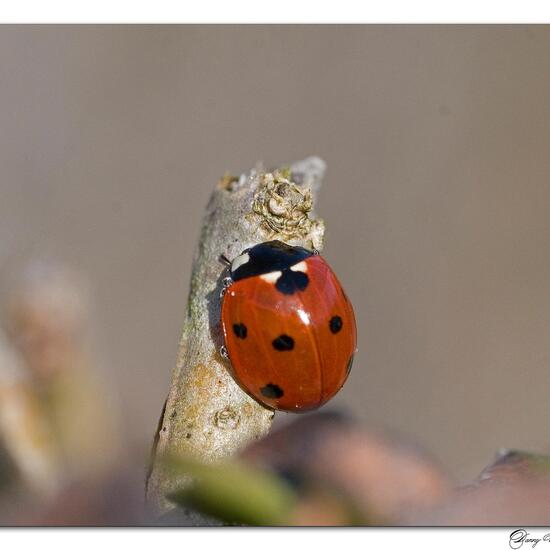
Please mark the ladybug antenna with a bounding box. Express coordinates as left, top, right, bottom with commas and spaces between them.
219, 254, 231, 266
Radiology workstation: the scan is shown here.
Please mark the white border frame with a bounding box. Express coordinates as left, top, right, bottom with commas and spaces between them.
2, 1, 550, 24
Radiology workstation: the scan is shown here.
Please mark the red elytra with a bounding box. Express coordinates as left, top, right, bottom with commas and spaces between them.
221, 240, 357, 412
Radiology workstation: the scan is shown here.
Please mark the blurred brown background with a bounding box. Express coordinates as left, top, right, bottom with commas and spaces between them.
0, 25, 548, 483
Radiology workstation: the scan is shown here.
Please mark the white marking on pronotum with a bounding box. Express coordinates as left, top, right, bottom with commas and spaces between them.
290, 261, 308, 273
260, 270, 282, 283
231, 252, 250, 273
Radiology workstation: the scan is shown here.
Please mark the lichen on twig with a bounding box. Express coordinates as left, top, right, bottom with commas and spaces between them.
145, 157, 327, 513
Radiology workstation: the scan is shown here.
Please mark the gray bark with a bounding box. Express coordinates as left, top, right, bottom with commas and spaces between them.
146, 157, 327, 513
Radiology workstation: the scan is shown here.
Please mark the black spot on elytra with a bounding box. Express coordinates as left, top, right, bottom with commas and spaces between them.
329, 316, 343, 334
272, 334, 294, 351
275, 269, 309, 295
232, 323, 247, 339
260, 383, 284, 399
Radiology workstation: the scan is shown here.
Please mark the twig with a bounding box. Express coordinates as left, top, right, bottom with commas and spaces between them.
0, 331, 60, 497
146, 157, 327, 513
2, 261, 120, 485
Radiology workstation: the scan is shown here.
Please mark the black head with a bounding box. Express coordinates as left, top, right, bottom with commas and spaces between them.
231, 240, 313, 281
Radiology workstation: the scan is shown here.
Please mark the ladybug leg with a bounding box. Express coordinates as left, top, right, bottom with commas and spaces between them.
219, 345, 229, 359
219, 276, 233, 298
218, 253, 231, 266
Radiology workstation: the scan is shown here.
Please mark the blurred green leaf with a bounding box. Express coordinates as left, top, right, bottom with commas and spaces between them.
480, 449, 550, 483
503, 450, 550, 474
166, 455, 297, 526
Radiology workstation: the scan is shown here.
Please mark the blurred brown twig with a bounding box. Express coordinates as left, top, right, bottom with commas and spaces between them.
0, 261, 120, 496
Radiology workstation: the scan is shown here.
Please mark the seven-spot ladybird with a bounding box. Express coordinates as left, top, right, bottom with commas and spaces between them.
220, 240, 357, 412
